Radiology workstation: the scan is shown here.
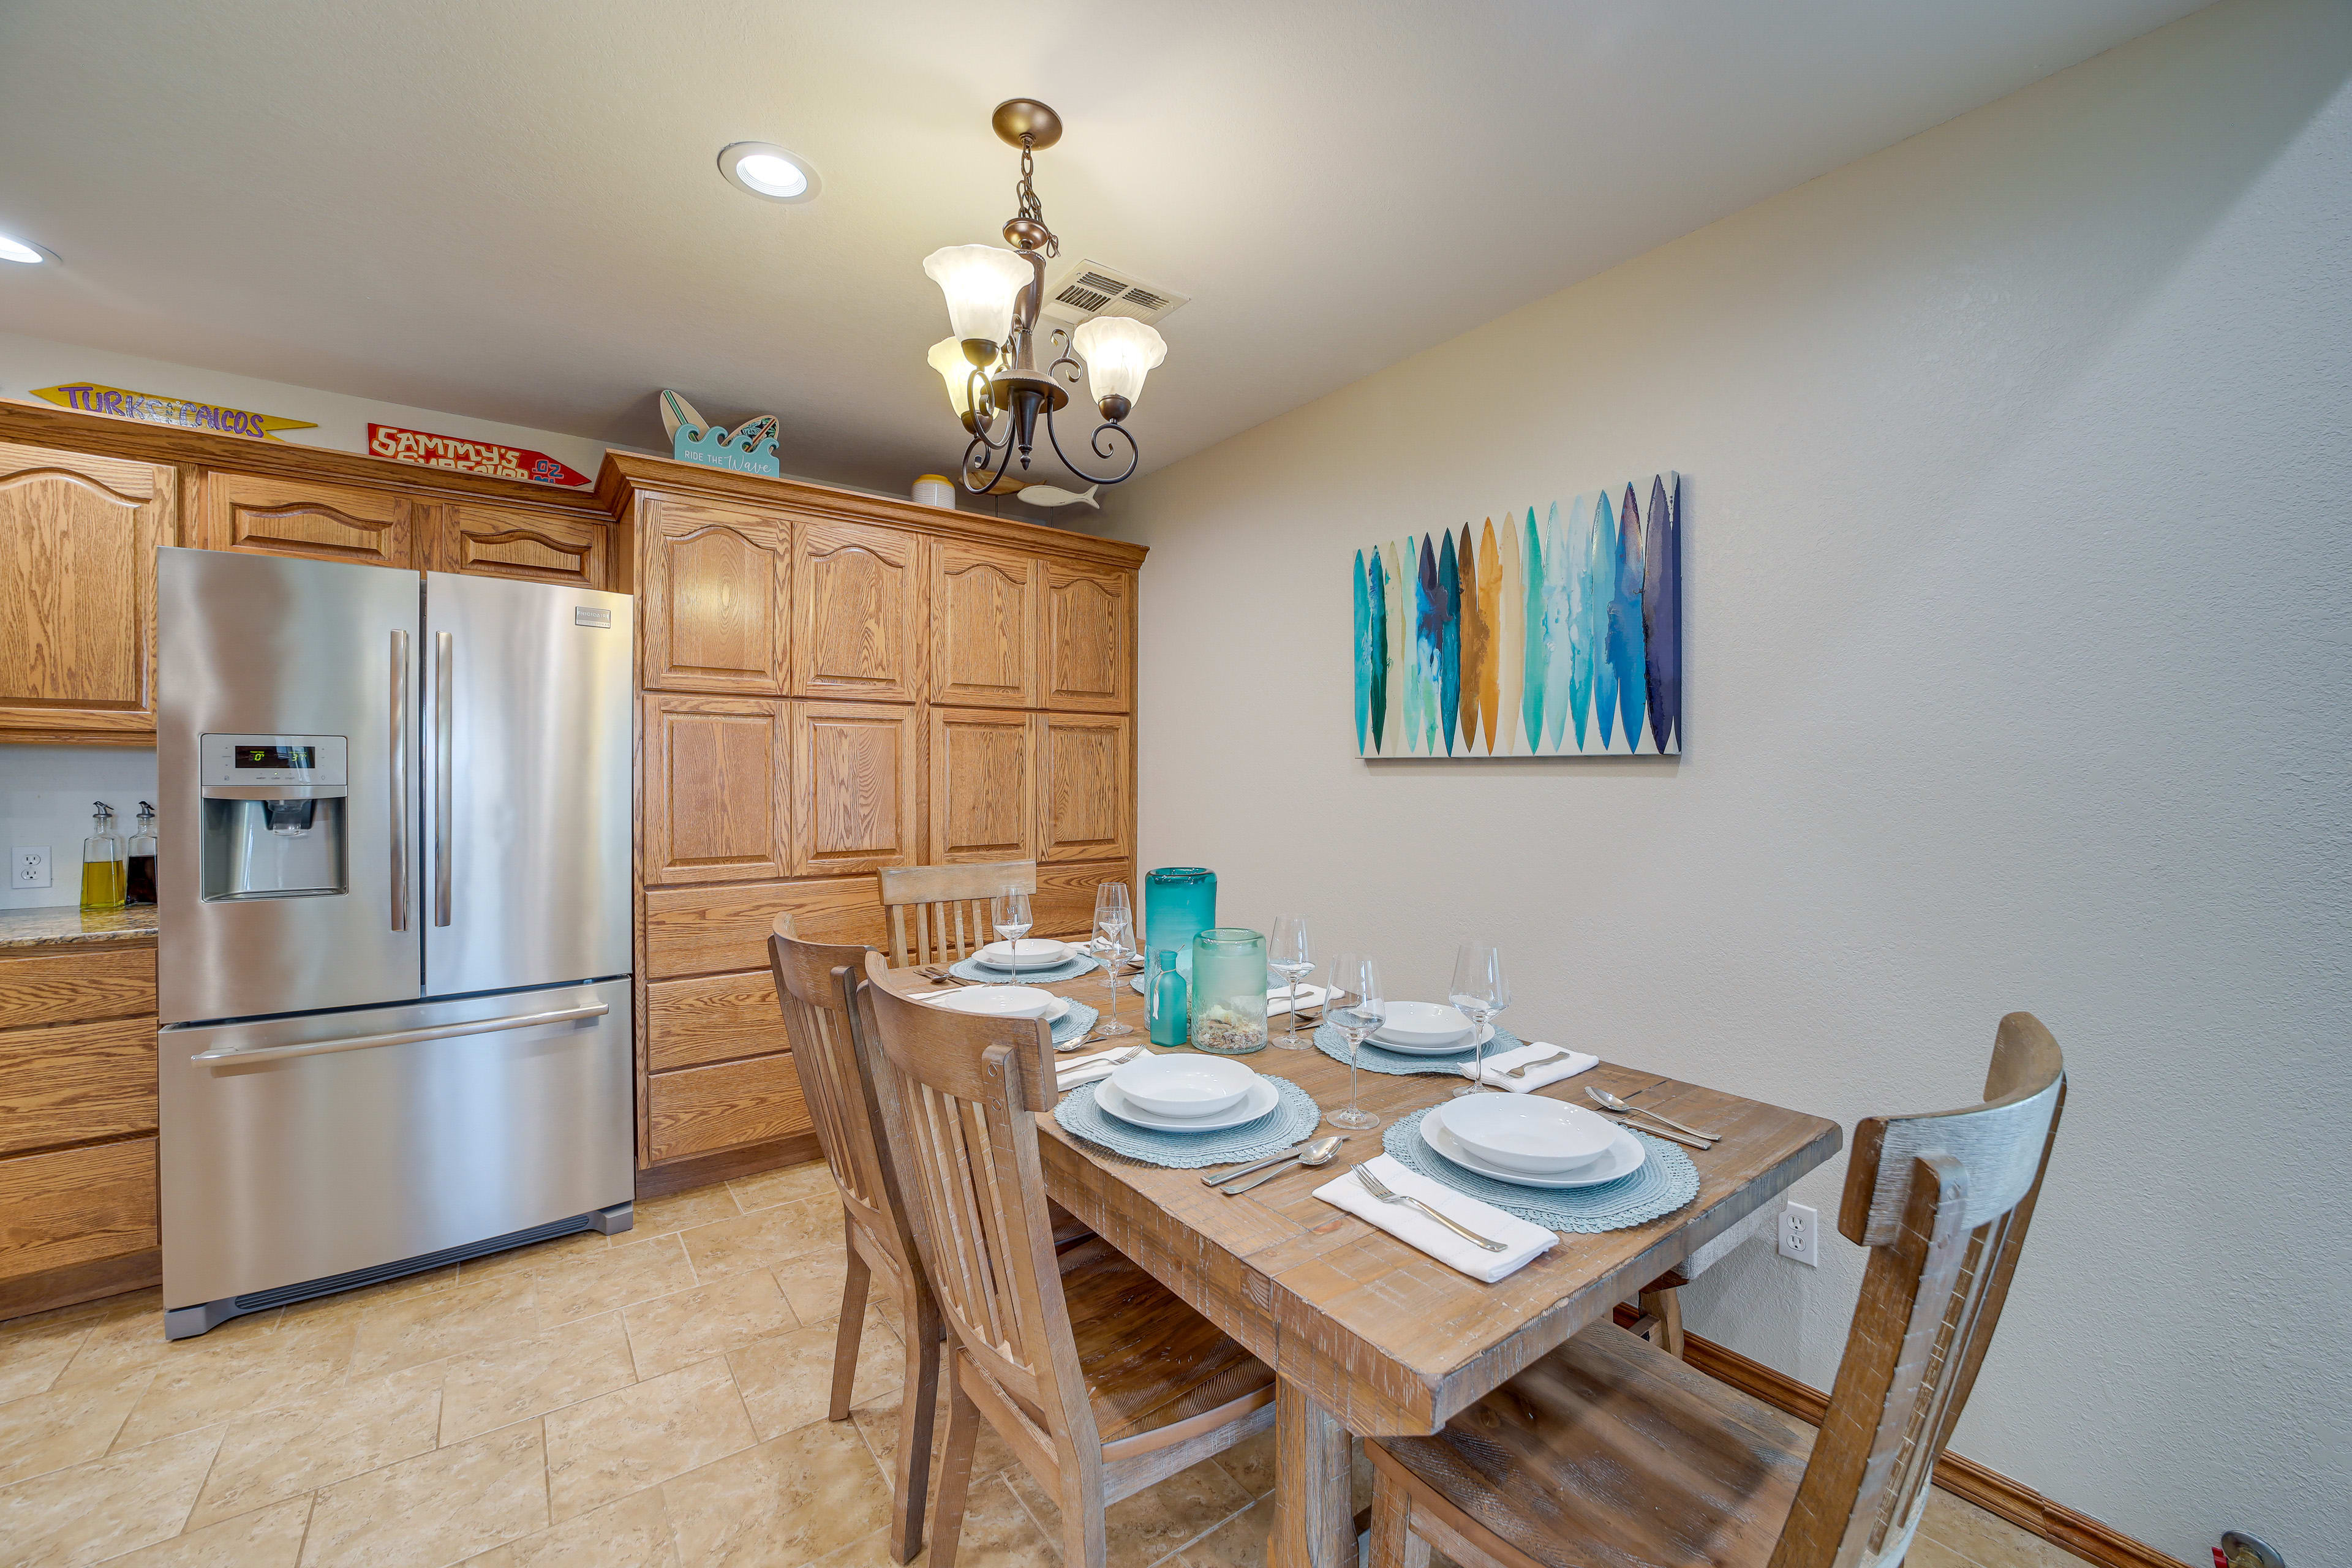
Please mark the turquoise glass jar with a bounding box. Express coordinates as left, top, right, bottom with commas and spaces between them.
1147, 949, 1189, 1046
1188, 927, 1267, 1055
1144, 867, 1216, 978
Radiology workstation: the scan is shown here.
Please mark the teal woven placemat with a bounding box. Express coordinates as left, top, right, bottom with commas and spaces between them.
1313, 1020, 1525, 1077
951, 952, 1101, 984
1049, 1000, 1098, 1048
1054, 1076, 1319, 1169
1380, 1108, 1698, 1233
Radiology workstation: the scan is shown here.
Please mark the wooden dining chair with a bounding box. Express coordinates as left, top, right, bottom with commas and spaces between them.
875, 859, 1038, 969
852, 950, 1278, 1568
767, 914, 944, 1564
1366, 1011, 2067, 1568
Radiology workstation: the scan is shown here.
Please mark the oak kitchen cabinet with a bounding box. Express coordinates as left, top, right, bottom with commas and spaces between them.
603, 451, 1143, 1194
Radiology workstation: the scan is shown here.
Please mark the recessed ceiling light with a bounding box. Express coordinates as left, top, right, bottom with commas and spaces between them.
718, 143, 820, 205
0, 235, 48, 265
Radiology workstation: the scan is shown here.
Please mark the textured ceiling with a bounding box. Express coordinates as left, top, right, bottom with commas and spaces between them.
0, 0, 2205, 494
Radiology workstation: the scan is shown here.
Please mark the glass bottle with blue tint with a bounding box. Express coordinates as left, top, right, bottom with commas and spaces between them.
1143, 867, 1215, 978
1147, 949, 1189, 1046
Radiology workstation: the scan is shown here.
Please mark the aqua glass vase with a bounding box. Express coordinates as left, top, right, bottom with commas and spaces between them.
1144, 867, 1215, 979
1189, 927, 1267, 1055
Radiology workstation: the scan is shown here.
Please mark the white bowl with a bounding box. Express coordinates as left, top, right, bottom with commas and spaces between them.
1437, 1096, 1617, 1174
976, 938, 1071, 968
1372, 1001, 1472, 1047
924, 984, 1057, 1020
1108, 1055, 1256, 1118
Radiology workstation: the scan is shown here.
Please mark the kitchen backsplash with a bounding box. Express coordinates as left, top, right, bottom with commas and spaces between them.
0, 744, 159, 909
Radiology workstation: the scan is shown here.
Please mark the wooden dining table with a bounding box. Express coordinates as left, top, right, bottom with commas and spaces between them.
878, 967, 1842, 1568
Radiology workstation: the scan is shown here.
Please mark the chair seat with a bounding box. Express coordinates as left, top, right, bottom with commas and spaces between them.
1057, 1237, 1275, 1449
1371, 1322, 1814, 1568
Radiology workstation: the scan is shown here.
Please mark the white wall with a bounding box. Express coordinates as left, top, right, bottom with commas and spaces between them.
1098, 0, 2351, 1558
0, 745, 157, 910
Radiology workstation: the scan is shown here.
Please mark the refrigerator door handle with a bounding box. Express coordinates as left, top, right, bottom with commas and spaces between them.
189, 1001, 610, 1065
389, 628, 410, 932
433, 629, 453, 928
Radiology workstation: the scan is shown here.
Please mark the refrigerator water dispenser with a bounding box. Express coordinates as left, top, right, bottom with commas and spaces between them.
198, 733, 350, 899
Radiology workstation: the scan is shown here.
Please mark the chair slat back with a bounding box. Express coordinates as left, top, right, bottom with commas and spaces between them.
854, 951, 1096, 1452
767, 916, 912, 1268
876, 859, 1039, 968
1770, 1013, 2066, 1568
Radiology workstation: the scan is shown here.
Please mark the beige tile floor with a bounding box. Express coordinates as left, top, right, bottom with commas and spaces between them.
0, 1161, 2076, 1568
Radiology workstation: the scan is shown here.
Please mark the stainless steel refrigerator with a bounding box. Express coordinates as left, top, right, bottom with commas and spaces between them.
156, 548, 635, 1339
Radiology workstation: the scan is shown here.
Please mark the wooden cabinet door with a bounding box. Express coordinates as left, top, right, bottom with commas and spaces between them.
793, 701, 921, 876
0, 441, 174, 741
201, 470, 414, 566
642, 695, 790, 885
1040, 560, 1133, 712
1039, 714, 1133, 863
929, 708, 1036, 864
793, 519, 922, 701
427, 502, 608, 588
643, 495, 790, 694
930, 541, 1038, 709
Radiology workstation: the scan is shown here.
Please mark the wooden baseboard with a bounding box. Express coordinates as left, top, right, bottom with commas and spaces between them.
0, 1248, 160, 1322
635, 1132, 820, 1200
1623, 1311, 2189, 1568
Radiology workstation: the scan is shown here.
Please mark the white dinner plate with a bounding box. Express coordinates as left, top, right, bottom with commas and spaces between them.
1096, 1076, 1281, 1133
974, 938, 1072, 969
924, 985, 1058, 1020
1365, 1022, 1494, 1057
1372, 1001, 1474, 1046
1419, 1115, 1646, 1188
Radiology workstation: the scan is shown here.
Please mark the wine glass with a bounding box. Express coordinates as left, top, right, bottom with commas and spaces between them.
1268, 914, 1314, 1050
1324, 953, 1384, 1131
991, 888, 1033, 983
1449, 943, 1510, 1096
1091, 881, 1135, 1037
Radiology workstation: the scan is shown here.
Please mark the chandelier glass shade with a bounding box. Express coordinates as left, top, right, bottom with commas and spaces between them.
919, 99, 1164, 496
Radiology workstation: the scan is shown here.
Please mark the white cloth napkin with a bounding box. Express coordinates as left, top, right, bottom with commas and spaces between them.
1458, 1041, 1597, 1093
1054, 1048, 1136, 1091
1314, 1155, 1556, 1283
1265, 984, 1327, 1017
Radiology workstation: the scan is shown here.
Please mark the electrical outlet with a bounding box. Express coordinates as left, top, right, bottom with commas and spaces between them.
1778, 1201, 1819, 1267
11, 847, 50, 889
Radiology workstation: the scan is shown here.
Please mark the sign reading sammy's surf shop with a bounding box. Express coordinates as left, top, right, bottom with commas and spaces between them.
367, 424, 592, 488
29, 382, 316, 441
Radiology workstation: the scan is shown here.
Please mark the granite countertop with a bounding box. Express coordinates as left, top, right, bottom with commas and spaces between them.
0, 905, 160, 949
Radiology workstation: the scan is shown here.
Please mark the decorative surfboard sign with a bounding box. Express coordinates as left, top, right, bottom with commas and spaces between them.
1354, 472, 1681, 758
367, 424, 592, 488
659, 388, 781, 478
29, 382, 316, 442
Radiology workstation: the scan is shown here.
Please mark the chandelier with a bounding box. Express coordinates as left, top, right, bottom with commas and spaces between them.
922, 100, 1166, 496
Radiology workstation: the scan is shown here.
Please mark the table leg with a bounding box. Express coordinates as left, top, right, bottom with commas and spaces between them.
1270, 1378, 1355, 1568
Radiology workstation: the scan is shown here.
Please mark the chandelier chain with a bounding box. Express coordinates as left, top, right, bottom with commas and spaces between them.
1014, 137, 1059, 257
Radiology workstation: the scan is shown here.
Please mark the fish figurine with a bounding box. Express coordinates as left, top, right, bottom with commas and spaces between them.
658, 389, 708, 440
1017, 483, 1099, 510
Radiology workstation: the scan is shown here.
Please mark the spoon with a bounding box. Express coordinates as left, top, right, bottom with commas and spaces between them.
1219, 1135, 1345, 1196
1585, 1086, 1721, 1143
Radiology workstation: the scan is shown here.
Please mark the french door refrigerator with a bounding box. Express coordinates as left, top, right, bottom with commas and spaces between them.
156, 548, 635, 1339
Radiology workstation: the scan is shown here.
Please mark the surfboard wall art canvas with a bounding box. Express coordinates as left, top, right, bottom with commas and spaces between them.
1353, 472, 1681, 757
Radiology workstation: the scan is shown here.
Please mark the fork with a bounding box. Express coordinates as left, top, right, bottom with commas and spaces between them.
1503, 1048, 1571, 1079
1352, 1166, 1506, 1252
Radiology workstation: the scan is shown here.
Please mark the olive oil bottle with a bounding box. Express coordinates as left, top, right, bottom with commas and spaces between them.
80, 802, 126, 911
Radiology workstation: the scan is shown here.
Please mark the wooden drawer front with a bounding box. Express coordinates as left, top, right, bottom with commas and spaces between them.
794, 520, 922, 701
643, 695, 790, 885
794, 701, 921, 877
644, 878, 893, 979
644, 495, 790, 695
0, 441, 173, 737
1039, 715, 1133, 862
0, 1017, 157, 1156
0, 1137, 157, 1281
930, 709, 1036, 864
647, 971, 791, 1072
432, 502, 608, 589
203, 471, 413, 566
1041, 560, 1133, 712
931, 542, 1038, 708
647, 1055, 809, 1164
0, 945, 156, 1028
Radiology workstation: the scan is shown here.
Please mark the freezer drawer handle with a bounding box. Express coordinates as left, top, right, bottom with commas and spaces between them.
190, 1002, 610, 1065
390, 628, 411, 931
433, 629, 454, 928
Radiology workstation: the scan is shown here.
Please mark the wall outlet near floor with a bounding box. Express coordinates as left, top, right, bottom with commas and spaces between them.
1778, 1200, 1819, 1267
11, 846, 50, 889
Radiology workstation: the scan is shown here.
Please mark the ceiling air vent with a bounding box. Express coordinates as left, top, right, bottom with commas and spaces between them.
1039, 257, 1189, 329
